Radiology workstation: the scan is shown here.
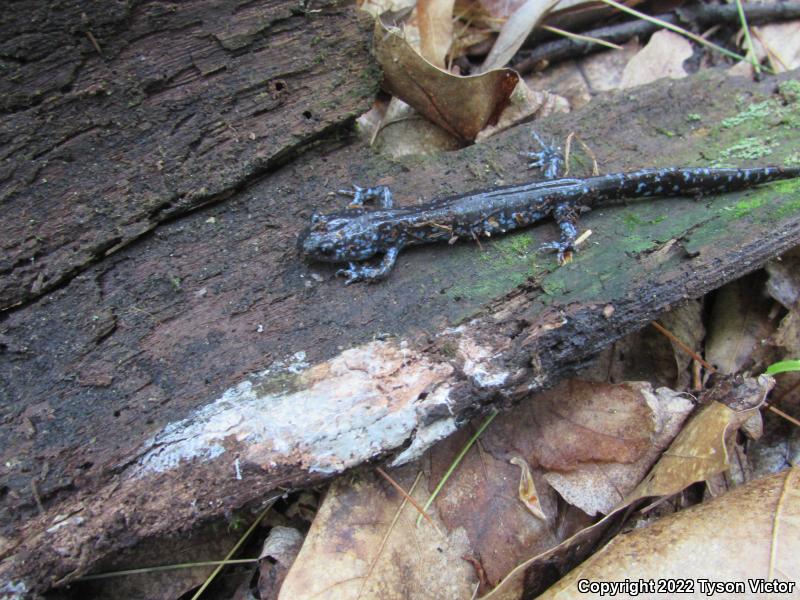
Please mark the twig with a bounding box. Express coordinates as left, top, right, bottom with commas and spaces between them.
651, 321, 716, 373
513, 2, 800, 74
375, 467, 441, 533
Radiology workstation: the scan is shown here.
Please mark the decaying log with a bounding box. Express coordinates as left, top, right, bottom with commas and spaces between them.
2, 21, 800, 594
0, 0, 377, 311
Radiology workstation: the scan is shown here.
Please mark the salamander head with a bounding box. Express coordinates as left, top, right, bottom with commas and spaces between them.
297, 211, 381, 263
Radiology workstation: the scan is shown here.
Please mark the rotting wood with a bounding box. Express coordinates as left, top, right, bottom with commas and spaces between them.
0, 0, 378, 312
2, 66, 800, 595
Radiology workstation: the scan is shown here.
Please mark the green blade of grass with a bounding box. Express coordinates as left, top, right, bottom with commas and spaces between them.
191, 500, 275, 599
415, 409, 499, 527
735, 0, 760, 74
765, 359, 800, 375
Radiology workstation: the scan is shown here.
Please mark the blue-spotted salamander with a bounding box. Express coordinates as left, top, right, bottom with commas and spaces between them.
298, 134, 800, 284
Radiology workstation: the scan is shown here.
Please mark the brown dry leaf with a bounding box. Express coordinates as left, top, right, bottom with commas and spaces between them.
277, 466, 476, 600
619, 29, 692, 89
429, 425, 560, 588
471, 0, 529, 21
705, 274, 777, 375
730, 22, 800, 76
480, 0, 561, 72
524, 60, 591, 110
475, 80, 568, 141
543, 386, 694, 516
426, 380, 690, 586
766, 248, 800, 310
483, 377, 772, 600
257, 526, 305, 600
525, 380, 657, 472
510, 456, 548, 521
359, 0, 417, 19
375, 20, 519, 141
578, 38, 641, 92
372, 98, 464, 156
418, 0, 456, 67
540, 467, 800, 598
627, 395, 766, 502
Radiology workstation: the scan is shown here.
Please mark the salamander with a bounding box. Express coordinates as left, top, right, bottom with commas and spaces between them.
297, 134, 800, 284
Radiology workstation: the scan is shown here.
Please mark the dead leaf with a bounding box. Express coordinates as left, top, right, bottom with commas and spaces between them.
480, 0, 561, 72
578, 38, 641, 92
372, 98, 464, 156
510, 456, 547, 520
375, 20, 519, 141
483, 377, 772, 600
751, 22, 800, 73
429, 424, 559, 588
475, 80, 568, 141
544, 385, 694, 516
359, 0, 417, 19
620, 29, 692, 89
278, 466, 476, 600
539, 467, 800, 597
706, 274, 778, 375
766, 248, 800, 309
418, 0, 455, 68
525, 380, 656, 472
257, 526, 304, 600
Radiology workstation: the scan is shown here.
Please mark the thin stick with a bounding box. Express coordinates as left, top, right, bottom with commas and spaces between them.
597, 0, 770, 73
766, 404, 800, 428
540, 24, 623, 51
77, 559, 260, 582
651, 321, 716, 373
375, 467, 441, 533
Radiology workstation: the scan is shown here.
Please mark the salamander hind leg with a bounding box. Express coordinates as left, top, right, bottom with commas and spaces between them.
336, 246, 400, 284
523, 131, 564, 180
338, 185, 394, 209
538, 203, 580, 264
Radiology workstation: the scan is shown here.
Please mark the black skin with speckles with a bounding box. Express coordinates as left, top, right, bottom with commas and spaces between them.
297, 134, 800, 284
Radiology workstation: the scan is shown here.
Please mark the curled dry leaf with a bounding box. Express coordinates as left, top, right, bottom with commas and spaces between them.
372, 98, 464, 156
540, 467, 800, 597
510, 456, 548, 521
480, 0, 561, 72
375, 19, 519, 142
429, 424, 560, 589
417, 0, 455, 68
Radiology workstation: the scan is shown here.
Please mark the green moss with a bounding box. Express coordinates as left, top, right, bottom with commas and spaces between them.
717, 137, 774, 162
778, 79, 800, 103
784, 152, 800, 167
687, 113, 702, 123
721, 100, 775, 128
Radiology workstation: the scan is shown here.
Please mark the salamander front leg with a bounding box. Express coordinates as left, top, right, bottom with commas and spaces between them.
538, 203, 579, 264
523, 131, 564, 180
336, 246, 400, 284
338, 185, 394, 209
